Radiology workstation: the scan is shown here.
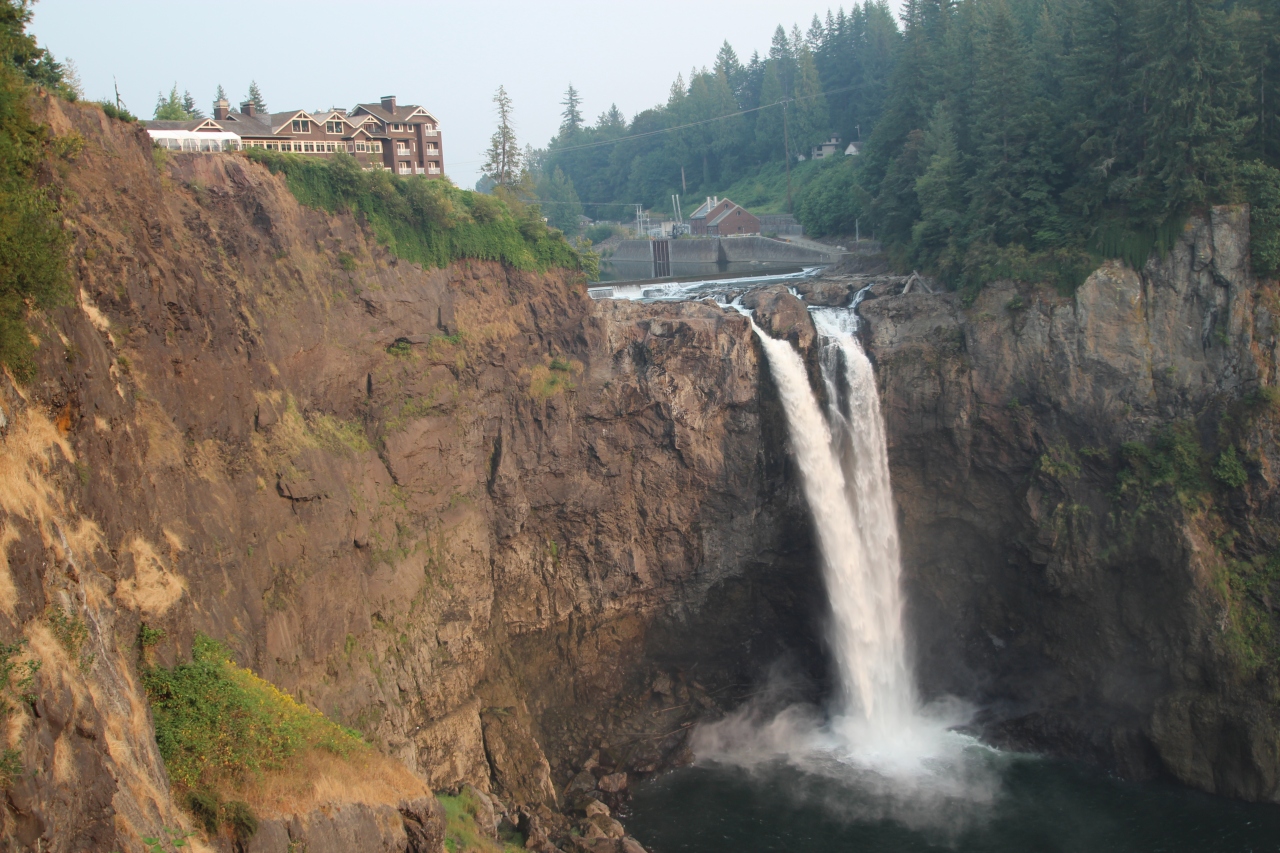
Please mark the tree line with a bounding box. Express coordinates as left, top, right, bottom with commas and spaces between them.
528, 0, 1280, 287
536, 5, 899, 225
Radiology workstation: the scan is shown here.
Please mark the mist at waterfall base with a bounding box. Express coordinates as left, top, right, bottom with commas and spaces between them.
624, 301, 1280, 851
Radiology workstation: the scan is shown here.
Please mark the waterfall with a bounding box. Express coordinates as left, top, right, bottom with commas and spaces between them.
748, 313, 915, 738
693, 296, 997, 831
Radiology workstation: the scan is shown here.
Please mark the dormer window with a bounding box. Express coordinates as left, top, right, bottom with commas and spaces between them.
325, 120, 343, 134
292, 119, 311, 133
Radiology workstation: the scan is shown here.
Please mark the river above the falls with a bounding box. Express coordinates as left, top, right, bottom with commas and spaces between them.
625, 755, 1280, 853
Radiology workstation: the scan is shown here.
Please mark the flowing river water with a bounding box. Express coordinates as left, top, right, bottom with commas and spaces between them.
624, 296, 1280, 852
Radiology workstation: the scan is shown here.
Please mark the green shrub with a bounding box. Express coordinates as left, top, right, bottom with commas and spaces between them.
142, 634, 362, 793
0, 747, 20, 789
438, 790, 524, 853
584, 223, 618, 244
45, 604, 94, 670
1214, 445, 1249, 488
97, 100, 137, 123
0, 1, 75, 379
139, 624, 166, 649
244, 149, 585, 274
1238, 162, 1280, 279
337, 251, 356, 271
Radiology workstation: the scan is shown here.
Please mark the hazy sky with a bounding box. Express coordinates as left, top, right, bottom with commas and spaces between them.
33, 1, 903, 190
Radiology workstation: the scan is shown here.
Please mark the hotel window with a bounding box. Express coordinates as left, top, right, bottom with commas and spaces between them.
399, 162, 410, 174
396, 143, 410, 155
355, 142, 367, 153
292, 119, 311, 133
326, 120, 343, 134
303, 142, 316, 153
372, 142, 382, 153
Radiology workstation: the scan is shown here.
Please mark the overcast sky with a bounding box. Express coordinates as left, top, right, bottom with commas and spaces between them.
33, 0, 903, 190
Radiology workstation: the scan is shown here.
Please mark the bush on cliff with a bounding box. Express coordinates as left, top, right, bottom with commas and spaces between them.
143, 634, 432, 839
245, 148, 591, 276
0, 0, 74, 379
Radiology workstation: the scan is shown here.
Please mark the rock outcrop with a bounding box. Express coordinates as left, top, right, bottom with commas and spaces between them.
0, 97, 824, 850
859, 206, 1280, 800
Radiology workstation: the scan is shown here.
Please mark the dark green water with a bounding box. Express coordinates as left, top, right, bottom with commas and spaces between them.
627, 755, 1280, 853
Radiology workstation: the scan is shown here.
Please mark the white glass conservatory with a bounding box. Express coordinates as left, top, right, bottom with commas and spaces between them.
146, 129, 242, 152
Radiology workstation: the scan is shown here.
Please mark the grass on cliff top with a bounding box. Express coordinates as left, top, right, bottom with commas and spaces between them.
439, 789, 525, 853
245, 148, 591, 276
143, 634, 428, 837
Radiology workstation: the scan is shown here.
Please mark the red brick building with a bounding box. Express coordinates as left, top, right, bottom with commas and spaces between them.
688, 197, 761, 236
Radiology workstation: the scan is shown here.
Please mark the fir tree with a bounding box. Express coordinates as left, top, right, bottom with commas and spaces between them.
212, 83, 226, 114
154, 84, 188, 120
181, 89, 204, 119
482, 85, 521, 186
911, 102, 966, 274
1237, 0, 1280, 167
560, 84, 583, 136
791, 42, 830, 152
1138, 0, 1251, 222
713, 41, 747, 107
246, 80, 267, 114
755, 62, 786, 160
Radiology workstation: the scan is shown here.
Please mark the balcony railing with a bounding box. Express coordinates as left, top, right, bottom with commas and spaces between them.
423, 129, 439, 136
427, 166, 441, 175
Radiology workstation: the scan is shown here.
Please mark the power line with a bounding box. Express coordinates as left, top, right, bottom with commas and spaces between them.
452, 82, 860, 169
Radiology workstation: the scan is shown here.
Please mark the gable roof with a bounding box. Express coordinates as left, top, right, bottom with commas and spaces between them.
710, 204, 752, 227
213, 110, 276, 137
693, 198, 735, 221
145, 119, 209, 132
352, 102, 435, 125
270, 110, 318, 133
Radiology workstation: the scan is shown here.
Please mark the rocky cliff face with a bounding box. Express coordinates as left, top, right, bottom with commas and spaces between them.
6, 96, 1278, 852
859, 206, 1280, 800
0, 98, 825, 851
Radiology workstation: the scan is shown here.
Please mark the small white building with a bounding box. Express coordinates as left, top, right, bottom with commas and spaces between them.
145, 119, 242, 152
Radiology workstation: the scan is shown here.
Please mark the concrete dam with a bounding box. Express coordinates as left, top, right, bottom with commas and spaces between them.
604, 236, 836, 281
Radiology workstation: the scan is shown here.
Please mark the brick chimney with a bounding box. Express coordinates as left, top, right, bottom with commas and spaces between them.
381, 95, 396, 113
214, 98, 230, 121
240, 100, 256, 117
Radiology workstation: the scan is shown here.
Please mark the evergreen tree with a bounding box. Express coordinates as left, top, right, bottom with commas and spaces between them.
181, 89, 204, 119
871, 128, 928, 250
966, 1, 1060, 248
911, 102, 966, 274
755, 61, 786, 160
1237, 0, 1280, 167
537, 167, 584, 235
768, 26, 796, 96
560, 84, 584, 136
1138, 0, 1251, 222
212, 83, 227, 114
154, 84, 189, 120
713, 40, 747, 107
483, 85, 521, 186
791, 42, 830, 152
1061, 0, 1145, 225
246, 80, 267, 114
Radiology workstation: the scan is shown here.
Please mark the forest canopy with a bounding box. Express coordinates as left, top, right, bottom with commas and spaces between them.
537, 0, 1280, 289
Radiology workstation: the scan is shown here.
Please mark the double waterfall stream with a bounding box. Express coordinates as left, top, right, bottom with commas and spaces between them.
623, 295, 1280, 852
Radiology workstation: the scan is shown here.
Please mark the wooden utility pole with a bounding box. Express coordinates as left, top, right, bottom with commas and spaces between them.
781, 100, 794, 214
